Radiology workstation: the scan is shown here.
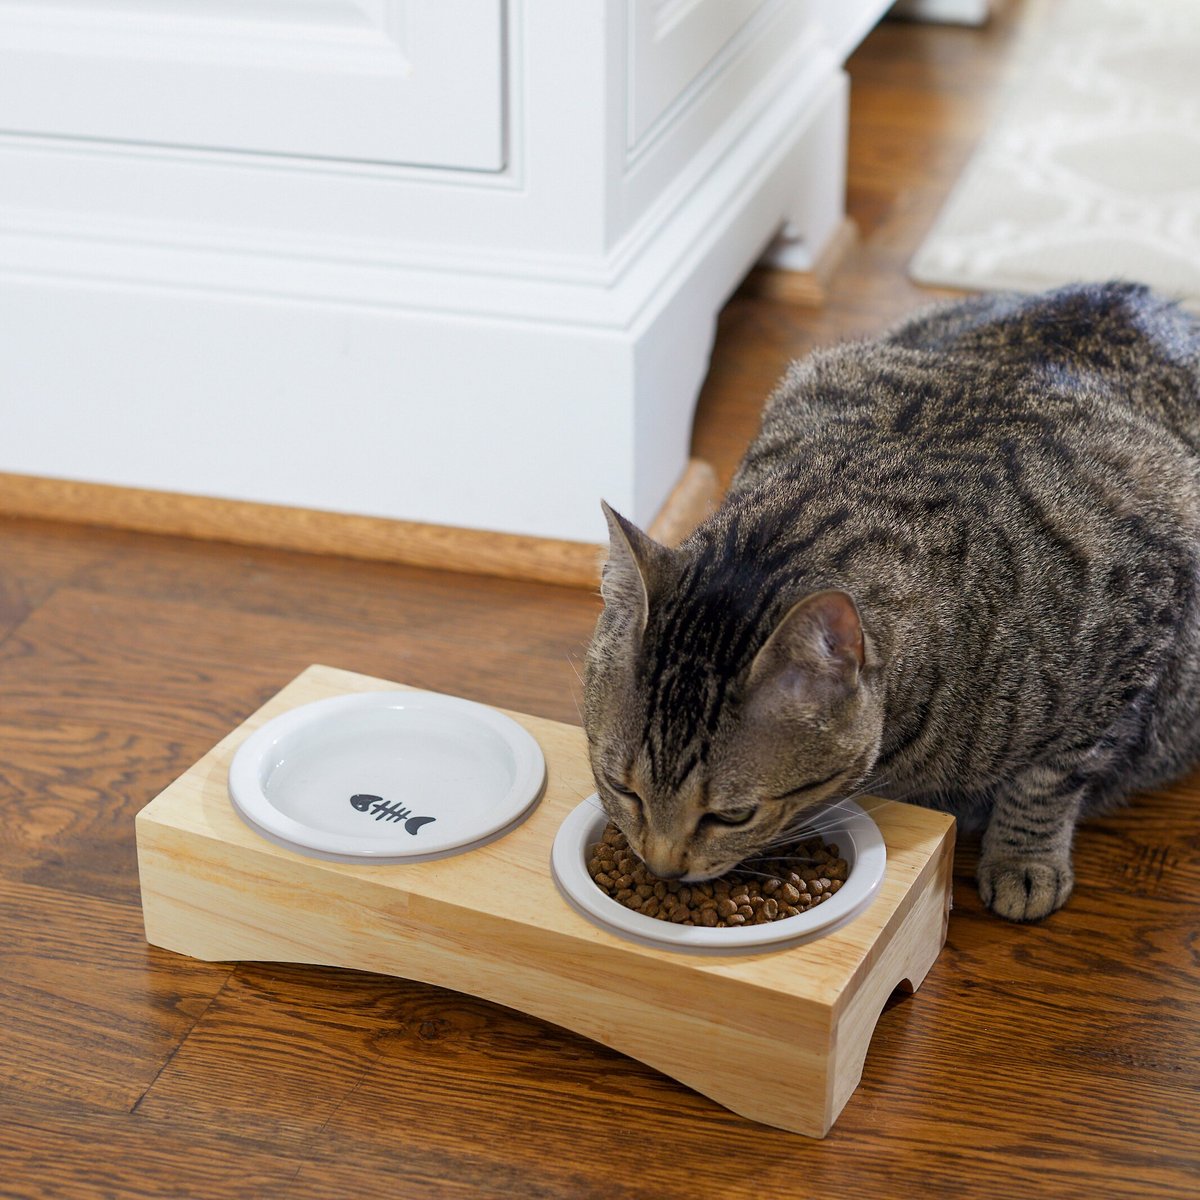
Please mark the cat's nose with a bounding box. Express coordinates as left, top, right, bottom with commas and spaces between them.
640, 835, 687, 879
646, 863, 685, 880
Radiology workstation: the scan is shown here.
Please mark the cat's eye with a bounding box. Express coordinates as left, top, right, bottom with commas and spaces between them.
705, 805, 758, 827
604, 776, 641, 805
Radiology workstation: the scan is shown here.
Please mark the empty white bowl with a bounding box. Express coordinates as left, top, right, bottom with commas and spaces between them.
551, 797, 886, 951
228, 690, 545, 860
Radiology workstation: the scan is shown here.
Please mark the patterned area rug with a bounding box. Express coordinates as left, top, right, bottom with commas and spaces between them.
910, 0, 1200, 309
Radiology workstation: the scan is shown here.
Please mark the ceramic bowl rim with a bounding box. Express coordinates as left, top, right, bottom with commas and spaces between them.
550, 795, 887, 951
228, 689, 546, 859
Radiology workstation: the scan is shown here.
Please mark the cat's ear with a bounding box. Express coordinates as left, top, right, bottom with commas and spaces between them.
748, 589, 865, 702
599, 501, 670, 631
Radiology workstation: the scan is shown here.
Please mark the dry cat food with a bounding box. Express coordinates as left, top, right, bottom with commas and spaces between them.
587, 823, 850, 928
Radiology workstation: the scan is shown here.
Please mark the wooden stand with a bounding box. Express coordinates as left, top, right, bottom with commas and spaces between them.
136, 665, 955, 1138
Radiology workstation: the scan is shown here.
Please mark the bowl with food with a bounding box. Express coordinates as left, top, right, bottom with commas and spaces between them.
551, 795, 886, 950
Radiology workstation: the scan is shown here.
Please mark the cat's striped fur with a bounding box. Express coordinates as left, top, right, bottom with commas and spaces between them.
583, 283, 1200, 920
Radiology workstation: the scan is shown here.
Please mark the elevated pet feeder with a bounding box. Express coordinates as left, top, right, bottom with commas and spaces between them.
136, 664, 955, 1138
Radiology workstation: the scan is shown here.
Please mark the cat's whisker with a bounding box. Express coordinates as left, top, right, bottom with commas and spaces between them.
826, 778, 892, 808
787, 806, 873, 835
728, 867, 799, 881
765, 779, 894, 845
787, 824, 852, 840
800, 797, 863, 822
761, 829, 816, 848
763, 809, 852, 842
561, 778, 608, 819
749, 855, 821, 866
563, 650, 587, 726
794, 805, 891, 836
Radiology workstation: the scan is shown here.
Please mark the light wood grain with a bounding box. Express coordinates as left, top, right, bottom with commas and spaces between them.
0, 472, 604, 588
137, 664, 954, 1138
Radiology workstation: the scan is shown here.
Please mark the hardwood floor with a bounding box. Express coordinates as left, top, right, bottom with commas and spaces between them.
1, 5, 1196, 1196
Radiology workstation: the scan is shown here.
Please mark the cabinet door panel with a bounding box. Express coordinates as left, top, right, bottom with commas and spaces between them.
0, 0, 505, 169
627, 0, 772, 148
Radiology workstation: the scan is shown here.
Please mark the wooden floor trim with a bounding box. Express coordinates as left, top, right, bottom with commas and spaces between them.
0, 460, 720, 589
0, 472, 603, 588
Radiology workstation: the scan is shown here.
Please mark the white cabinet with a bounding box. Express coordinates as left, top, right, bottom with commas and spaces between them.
0, 1, 892, 545
0, 0, 505, 168
627, 0, 770, 147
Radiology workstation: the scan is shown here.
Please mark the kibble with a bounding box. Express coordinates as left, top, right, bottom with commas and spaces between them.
587, 824, 850, 928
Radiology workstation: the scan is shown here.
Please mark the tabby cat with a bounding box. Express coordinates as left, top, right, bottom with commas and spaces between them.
583, 282, 1200, 921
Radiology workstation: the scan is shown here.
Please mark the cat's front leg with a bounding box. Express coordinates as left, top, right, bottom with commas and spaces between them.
977, 768, 1084, 921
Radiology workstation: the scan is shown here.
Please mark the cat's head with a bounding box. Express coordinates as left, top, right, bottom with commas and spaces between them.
583, 503, 884, 881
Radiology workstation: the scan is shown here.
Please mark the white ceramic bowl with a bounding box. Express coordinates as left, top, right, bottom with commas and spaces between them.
552, 796, 886, 951
228, 690, 545, 860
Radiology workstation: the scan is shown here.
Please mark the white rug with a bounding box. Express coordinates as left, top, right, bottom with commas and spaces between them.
909, 0, 1200, 309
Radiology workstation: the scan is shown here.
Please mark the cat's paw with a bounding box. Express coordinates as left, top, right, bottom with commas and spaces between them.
977, 857, 1074, 922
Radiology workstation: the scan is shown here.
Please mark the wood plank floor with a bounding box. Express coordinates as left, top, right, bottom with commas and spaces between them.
2, 5, 1196, 1196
